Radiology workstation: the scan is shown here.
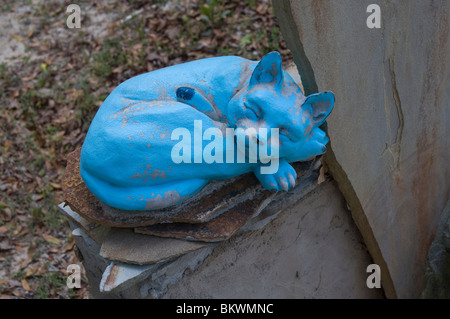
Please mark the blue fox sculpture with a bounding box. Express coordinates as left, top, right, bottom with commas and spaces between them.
80, 52, 335, 211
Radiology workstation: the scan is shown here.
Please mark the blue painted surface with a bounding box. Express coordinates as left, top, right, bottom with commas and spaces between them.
80, 52, 335, 210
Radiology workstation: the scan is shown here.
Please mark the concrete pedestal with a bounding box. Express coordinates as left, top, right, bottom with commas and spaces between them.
60, 170, 383, 299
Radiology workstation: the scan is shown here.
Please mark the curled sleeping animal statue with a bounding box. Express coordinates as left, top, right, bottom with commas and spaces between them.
80, 52, 335, 211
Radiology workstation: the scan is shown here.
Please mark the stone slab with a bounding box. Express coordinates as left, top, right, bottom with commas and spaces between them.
134, 159, 320, 242
58, 202, 110, 244
273, 0, 450, 298
99, 228, 211, 265
69, 226, 111, 298
135, 193, 276, 242
97, 247, 215, 298
100, 262, 155, 293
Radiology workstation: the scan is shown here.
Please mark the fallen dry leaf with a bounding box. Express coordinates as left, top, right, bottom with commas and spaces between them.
1, 207, 12, 222
25, 263, 40, 277
36, 264, 47, 276
10, 34, 25, 42
20, 243, 36, 270
0, 238, 12, 251
21, 279, 32, 292
42, 234, 61, 245
20, 257, 33, 270
3, 140, 10, 153
318, 159, 328, 185
12, 225, 22, 237
49, 246, 59, 253
49, 182, 62, 189
27, 28, 35, 38
32, 194, 44, 202
16, 229, 29, 238
62, 240, 75, 253
318, 166, 326, 184
14, 244, 25, 252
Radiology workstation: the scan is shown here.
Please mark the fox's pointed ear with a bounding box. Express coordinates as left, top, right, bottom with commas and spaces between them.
249, 51, 284, 89
302, 91, 335, 127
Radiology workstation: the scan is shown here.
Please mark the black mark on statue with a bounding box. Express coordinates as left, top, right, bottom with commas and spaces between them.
176, 87, 195, 101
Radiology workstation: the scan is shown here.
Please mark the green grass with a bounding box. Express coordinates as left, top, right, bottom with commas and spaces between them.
91, 38, 128, 78
0, 63, 21, 98
35, 270, 66, 299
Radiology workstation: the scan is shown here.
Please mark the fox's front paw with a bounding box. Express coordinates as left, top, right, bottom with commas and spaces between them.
254, 159, 297, 192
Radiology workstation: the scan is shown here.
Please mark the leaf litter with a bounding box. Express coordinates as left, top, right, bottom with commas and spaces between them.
0, 0, 291, 298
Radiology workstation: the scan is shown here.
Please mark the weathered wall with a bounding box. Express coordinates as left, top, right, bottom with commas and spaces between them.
163, 180, 383, 299
273, 0, 450, 298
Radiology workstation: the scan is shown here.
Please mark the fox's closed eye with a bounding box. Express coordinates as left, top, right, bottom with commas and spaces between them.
280, 128, 289, 137
244, 104, 259, 120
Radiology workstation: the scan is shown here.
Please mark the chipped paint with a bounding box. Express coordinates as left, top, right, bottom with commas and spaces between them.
145, 190, 186, 210
100, 262, 154, 293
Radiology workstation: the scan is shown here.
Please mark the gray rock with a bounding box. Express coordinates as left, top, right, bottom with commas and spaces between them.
99, 228, 212, 265
69, 227, 110, 298
162, 180, 384, 299
59, 202, 110, 244
99, 246, 215, 298
100, 262, 155, 294
274, 0, 450, 298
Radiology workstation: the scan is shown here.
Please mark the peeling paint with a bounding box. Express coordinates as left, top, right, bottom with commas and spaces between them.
145, 190, 186, 210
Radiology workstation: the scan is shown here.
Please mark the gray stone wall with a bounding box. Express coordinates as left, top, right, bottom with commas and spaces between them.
273, 0, 450, 298
164, 180, 382, 298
